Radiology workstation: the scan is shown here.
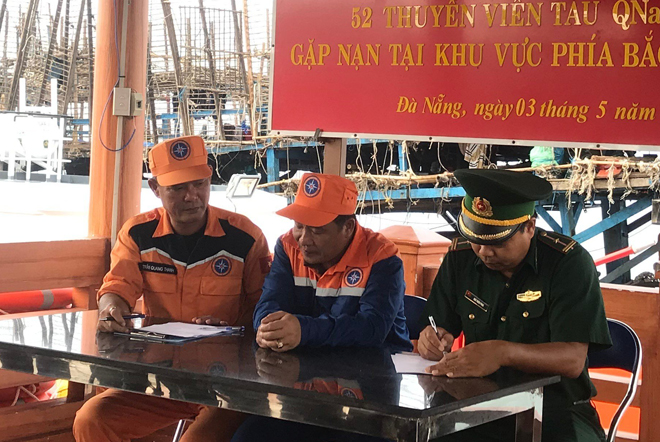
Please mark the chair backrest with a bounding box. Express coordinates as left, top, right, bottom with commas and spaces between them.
588, 318, 642, 442
404, 295, 427, 340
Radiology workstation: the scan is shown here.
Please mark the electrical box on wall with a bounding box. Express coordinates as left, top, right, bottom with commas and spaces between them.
112, 87, 132, 116
131, 92, 144, 116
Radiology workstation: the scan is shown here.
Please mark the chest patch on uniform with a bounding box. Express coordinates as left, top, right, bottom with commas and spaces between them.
212, 257, 232, 276
140, 262, 177, 275
344, 268, 363, 287
516, 290, 542, 302
464, 290, 489, 312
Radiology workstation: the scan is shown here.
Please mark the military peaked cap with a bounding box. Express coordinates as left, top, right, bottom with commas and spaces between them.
455, 169, 553, 245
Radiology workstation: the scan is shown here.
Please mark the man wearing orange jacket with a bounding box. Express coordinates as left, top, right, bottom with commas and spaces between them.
73, 135, 271, 442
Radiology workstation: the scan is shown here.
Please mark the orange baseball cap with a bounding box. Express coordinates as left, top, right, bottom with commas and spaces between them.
276, 173, 358, 227
148, 136, 212, 186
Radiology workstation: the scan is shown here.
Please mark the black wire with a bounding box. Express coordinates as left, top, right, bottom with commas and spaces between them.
98, 0, 136, 153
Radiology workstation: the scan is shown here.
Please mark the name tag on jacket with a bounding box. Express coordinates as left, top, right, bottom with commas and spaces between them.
140, 262, 177, 275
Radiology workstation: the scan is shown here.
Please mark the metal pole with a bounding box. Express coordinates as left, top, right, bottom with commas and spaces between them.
146, 23, 159, 145
230, 0, 248, 102
161, 0, 191, 136
61, 0, 86, 115
241, 0, 254, 125
198, 0, 226, 140
88, 0, 148, 242
8, 0, 39, 110
38, 0, 64, 105
86, 0, 94, 126
0, 0, 7, 37
111, 0, 130, 245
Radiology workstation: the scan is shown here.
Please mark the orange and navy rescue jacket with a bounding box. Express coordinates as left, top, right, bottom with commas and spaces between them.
98, 206, 271, 326
253, 224, 412, 350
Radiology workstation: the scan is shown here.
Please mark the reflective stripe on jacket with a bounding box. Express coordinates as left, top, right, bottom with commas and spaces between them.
254, 224, 412, 350
98, 206, 271, 326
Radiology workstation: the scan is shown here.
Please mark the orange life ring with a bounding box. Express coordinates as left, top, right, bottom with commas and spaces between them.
0, 288, 73, 314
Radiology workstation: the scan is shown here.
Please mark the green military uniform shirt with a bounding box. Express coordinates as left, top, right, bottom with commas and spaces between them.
424, 229, 612, 442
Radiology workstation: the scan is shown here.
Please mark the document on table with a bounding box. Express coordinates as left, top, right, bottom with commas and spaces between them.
138, 322, 243, 338
391, 352, 436, 374
114, 321, 246, 344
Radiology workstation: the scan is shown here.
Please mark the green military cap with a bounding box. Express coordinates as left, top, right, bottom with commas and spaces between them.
454, 169, 553, 245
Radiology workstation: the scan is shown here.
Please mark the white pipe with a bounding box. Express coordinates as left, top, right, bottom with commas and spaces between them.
632, 238, 657, 254
50, 78, 58, 115
18, 78, 26, 112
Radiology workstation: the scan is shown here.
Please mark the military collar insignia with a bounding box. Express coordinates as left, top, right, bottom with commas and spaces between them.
472, 197, 493, 218
449, 237, 472, 252
538, 230, 577, 254
516, 290, 542, 302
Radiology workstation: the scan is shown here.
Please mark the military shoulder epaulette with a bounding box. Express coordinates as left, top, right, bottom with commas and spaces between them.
538, 230, 577, 254
448, 237, 472, 252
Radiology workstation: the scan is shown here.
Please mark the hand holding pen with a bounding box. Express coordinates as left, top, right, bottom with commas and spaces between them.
428, 316, 448, 357
97, 293, 134, 334
418, 316, 454, 362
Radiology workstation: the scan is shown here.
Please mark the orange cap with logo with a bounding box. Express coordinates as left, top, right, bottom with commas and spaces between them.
148, 136, 212, 186
276, 173, 358, 227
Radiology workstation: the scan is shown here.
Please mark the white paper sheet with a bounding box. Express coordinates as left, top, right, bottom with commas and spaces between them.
139, 322, 240, 338
391, 352, 436, 374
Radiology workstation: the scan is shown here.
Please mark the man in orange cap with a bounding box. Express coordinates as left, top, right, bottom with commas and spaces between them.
73, 135, 271, 442
231, 173, 411, 442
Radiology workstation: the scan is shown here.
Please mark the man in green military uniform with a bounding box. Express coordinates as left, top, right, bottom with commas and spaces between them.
419, 169, 612, 442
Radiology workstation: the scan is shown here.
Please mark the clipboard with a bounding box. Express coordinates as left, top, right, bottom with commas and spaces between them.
113, 330, 197, 344
113, 325, 245, 344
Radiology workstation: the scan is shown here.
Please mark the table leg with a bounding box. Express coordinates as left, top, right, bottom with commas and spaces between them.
515, 387, 543, 442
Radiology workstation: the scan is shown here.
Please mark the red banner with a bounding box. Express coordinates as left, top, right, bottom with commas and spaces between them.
270, 0, 660, 148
